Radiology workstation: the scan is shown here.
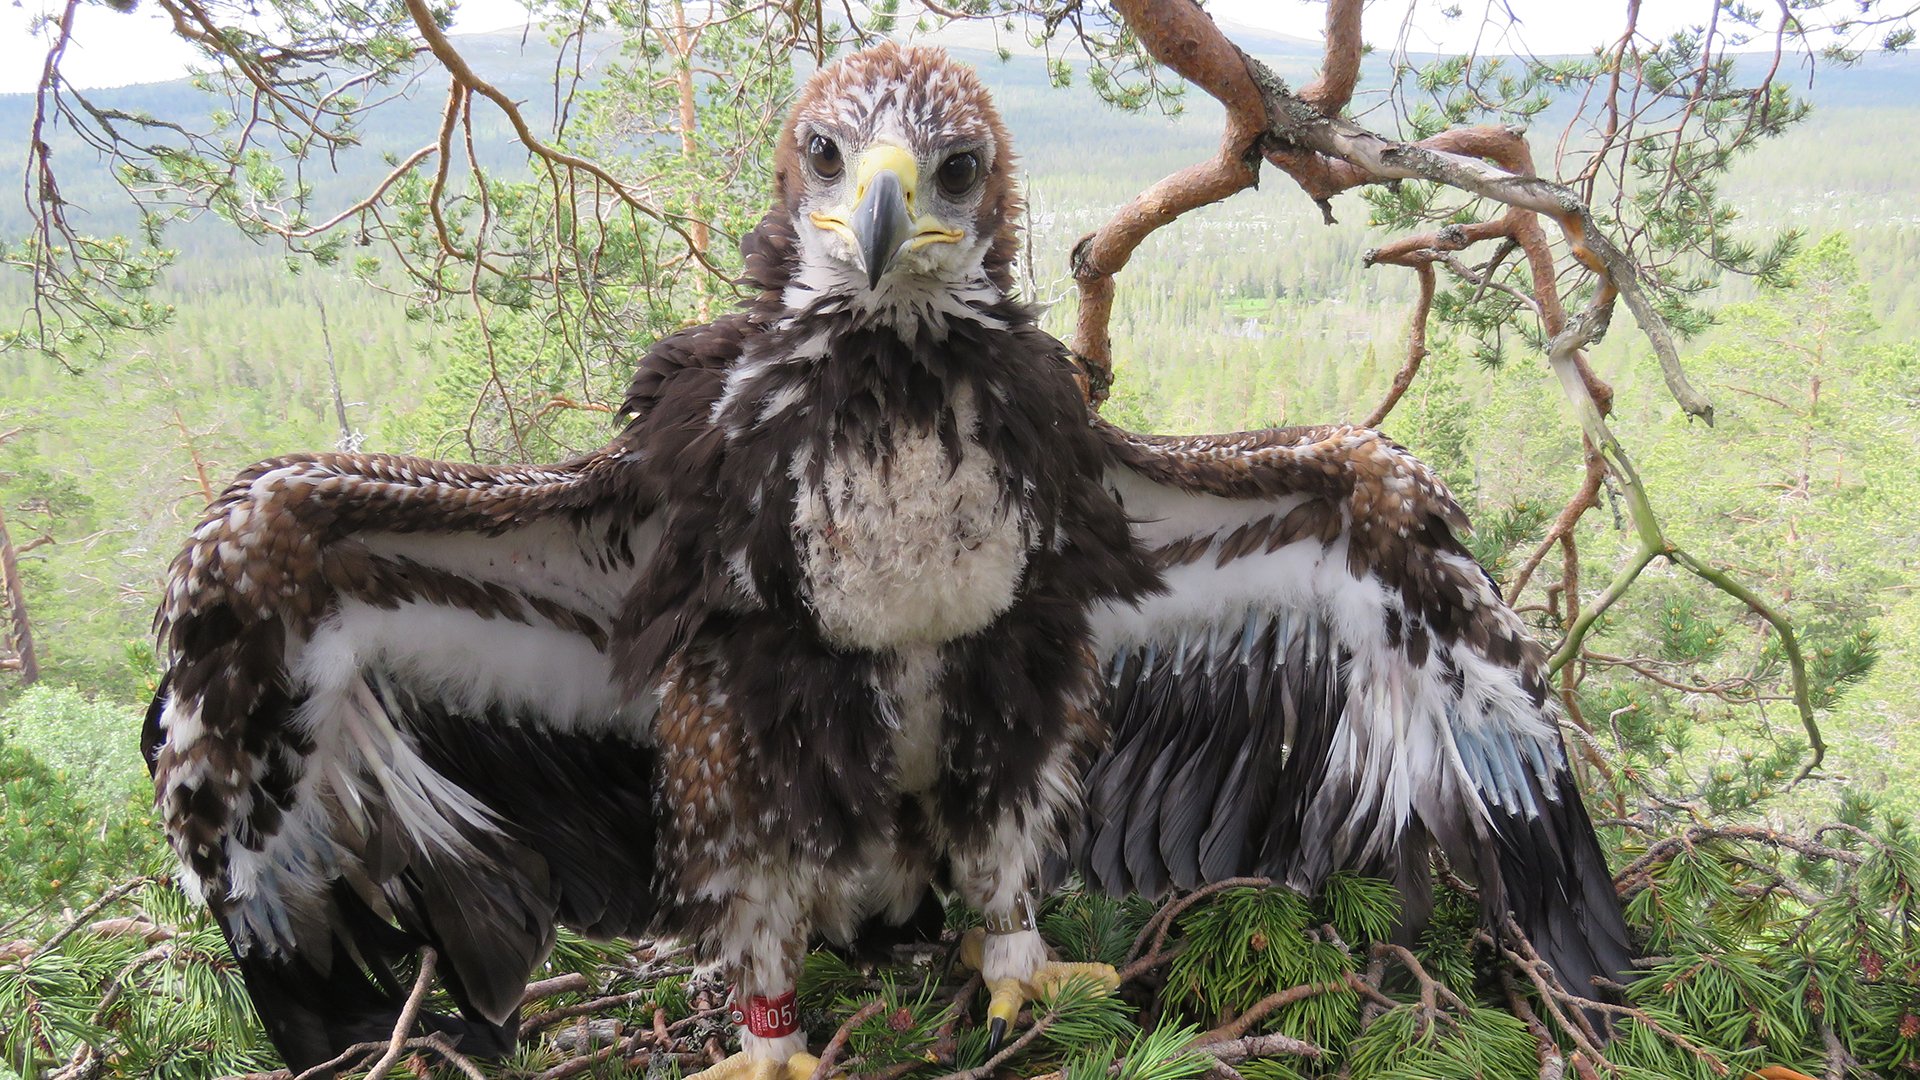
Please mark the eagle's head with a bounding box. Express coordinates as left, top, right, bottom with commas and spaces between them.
775, 43, 1020, 313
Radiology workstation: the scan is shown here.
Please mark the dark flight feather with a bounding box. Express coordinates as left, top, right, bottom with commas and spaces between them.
1074, 421, 1634, 1002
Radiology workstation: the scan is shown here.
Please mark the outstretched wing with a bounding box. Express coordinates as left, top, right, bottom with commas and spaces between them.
144, 320, 741, 1071
1076, 422, 1631, 995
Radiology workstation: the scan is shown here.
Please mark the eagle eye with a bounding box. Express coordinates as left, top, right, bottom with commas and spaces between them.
806, 134, 843, 180
936, 151, 981, 197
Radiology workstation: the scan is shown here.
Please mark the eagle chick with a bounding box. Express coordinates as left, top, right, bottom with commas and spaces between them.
145, 43, 1633, 1078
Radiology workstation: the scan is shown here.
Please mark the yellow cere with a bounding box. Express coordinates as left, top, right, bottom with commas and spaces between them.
807, 142, 964, 249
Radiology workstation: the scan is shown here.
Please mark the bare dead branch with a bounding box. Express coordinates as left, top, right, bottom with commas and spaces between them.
1197, 1029, 1325, 1065
1123, 876, 1273, 977
24, 878, 153, 961
399, 0, 728, 281
1193, 978, 1352, 1045
1363, 262, 1433, 427
1249, 79, 1710, 421
1497, 920, 1732, 1078
520, 973, 592, 1005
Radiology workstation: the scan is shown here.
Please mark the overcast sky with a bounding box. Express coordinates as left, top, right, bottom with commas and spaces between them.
0, 0, 1794, 96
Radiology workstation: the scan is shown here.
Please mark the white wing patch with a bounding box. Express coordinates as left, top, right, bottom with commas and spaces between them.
1082, 447, 1571, 902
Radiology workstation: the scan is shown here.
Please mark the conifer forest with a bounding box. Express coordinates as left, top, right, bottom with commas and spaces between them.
4, 0, 1920, 1077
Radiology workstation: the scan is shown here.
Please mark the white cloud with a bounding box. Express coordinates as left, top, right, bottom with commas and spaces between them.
2, 1, 203, 95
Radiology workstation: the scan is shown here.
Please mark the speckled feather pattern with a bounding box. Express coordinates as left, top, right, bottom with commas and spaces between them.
144, 42, 1630, 1076
1080, 419, 1629, 998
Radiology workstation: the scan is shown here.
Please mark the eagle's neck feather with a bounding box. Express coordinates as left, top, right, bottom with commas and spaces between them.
779, 264, 1008, 337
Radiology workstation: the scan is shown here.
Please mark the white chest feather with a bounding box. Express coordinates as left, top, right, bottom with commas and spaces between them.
793, 397, 1031, 651
884, 644, 946, 794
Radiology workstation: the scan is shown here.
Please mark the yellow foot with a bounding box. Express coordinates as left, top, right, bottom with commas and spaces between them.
685, 1051, 826, 1080
1024, 960, 1122, 998
960, 928, 1121, 1055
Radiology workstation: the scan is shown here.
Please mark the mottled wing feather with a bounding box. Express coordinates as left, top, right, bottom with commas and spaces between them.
1077, 421, 1632, 997
146, 319, 745, 1072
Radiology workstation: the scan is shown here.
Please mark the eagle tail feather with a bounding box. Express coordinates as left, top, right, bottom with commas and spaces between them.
1484, 766, 1635, 1008
219, 879, 518, 1078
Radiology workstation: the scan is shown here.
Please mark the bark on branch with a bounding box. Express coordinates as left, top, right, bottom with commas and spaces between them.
1077, 0, 1712, 426
0, 500, 38, 686
0, 428, 38, 686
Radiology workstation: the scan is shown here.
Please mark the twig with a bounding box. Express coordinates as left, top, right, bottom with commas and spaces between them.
398, 0, 727, 280
1196, 1029, 1324, 1064
1363, 262, 1433, 427
363, 949, 438, 1080
923, 997, 1065, 1080
1497, 919, 1732, 1078
1486, 929, 1613, 1073
1124, 878, 1272, 975
1507, 449, 1605, 603
1500, 968, 1566, 1080
810, 998, 886, 1080
1539, 304, 1824, 783
1370, 941, 1470, 1032
1613, 824, 1864, 890
521, 972, 592, 1005
1669, 548, 1825, 781
1192, 978, 1352, 1044
520, 987, 653, 1037
288, 1037, 422, 1080
267, 144, 437, 239
1819, 1018, 1854, 1080
27, 877, 154, 961
535, 1031, 649, 1080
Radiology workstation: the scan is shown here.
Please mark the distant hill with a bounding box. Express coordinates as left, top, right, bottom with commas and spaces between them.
7, 26, 1916, 237
1, 26, 1916, 316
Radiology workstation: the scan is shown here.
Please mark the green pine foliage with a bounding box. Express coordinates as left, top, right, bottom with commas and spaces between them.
1039, 891, 1157, 969
0, 716, 158, 936
1341, 1006, 1540, 1080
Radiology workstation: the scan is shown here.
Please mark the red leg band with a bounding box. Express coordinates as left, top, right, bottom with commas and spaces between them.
730, 989, 800, 1038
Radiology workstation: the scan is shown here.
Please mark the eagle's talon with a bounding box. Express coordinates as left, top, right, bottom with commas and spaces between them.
684, 1051, 775, 1080
968, 937, 1121, 1057
683, 1050, 829, 1080
984, 975, 1023, 1055
985, 1015, 1009, 1056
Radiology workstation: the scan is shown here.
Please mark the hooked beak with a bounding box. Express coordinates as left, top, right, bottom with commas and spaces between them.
851, 167, 913, 290
809, 143, 964, 290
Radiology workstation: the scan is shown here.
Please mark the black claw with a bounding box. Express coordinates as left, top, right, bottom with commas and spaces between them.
986, 1017, 1008, 1056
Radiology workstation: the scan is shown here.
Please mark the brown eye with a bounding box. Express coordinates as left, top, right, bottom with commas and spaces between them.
807, 134, 842, 180
936, 151, 980, 197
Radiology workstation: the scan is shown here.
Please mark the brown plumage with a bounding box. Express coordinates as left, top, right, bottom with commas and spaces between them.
144, 42, 1631, 1077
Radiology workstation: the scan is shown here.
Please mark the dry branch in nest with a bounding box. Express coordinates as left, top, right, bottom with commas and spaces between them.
195, 880, 1786, 1080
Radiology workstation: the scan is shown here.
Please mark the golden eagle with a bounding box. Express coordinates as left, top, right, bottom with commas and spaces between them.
144, 42, 1632, 1079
